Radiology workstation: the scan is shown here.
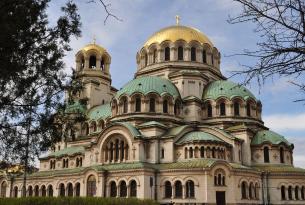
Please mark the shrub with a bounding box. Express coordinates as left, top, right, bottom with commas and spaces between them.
0, 197, 159, 205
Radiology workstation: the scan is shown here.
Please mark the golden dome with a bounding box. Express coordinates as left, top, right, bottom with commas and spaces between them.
81, 43, 106, 54
143, 25, 214, 48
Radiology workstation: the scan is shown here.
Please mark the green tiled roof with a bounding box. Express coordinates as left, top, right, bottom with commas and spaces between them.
253, 164, 305, 173
251, 130, 292, 146
163, 125, 190, 138
41, 146, 85, 159
87, 103, 111, 121
176, 131, 224, 145
115, 76, 180, 99
202, 80, 257, 101
65, 100, 86, 114
138, 121, 167, 129
112, 122, 142, 138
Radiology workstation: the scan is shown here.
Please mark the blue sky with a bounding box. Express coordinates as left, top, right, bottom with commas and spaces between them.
49, 0, 305, 167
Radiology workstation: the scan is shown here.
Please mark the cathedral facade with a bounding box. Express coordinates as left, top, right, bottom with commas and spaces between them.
1, 22, 305, 205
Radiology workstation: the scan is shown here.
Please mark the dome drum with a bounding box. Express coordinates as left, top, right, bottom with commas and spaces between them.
75, 44, 111, 74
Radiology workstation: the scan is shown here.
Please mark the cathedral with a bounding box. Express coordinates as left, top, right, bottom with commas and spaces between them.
1, 20, 305, 205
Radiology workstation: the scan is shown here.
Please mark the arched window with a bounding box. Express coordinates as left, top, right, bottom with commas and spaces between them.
89, 55, 96, 68
200, 147, 204, 158
218, 174, 222, 186
91, 122, 97, 132
13, 186, 18, 198
87, 175, 96, 196
75, 183, 80, 197
264, 147, 270, 163
48, 185, 53, 197
34, 185, 39, 196
202, 50, 207, 63
115, 139, 119, 161
123, 98, 128, 113
246, 103, 251, 116
280, 147, 285, 163
249, 183, 254, 199
144, 53, 148, 66
186, 180, 195, 198
189, 147, 193, 158
135, 97, 141, 112
149, 98, 155, 112
119, 181, 127, 197
295, 186, 299, 200
163, 100, 168, 113
164, 47, 170, 61
67, 183, 73, 196
234, 102, 240, 116
100, 58, 104, 70
220, 102, 226, 116
161, 148, 165, 159
130, 180, 137, 197
241, 182, 247, 199
212, 147, 216, 158
288, 186, 292, 200
175, 181, 182, 198
120, 141, 125, 161
28, 186, 33, 197
153, 49, 157, 63
174, 100, 180, 115
207, 103, 212, 117
164, 181, 172, 198
110, 181, 117, 197
281, 186, 286, 200
211, 54, 214, 65
0, 182, 7, 198
178, 46, 183, 60
184, 147, 188, 159
191, 47, 196, 61
301, 186, 305, 200
41, 185, 46, 197
59, 184, 65, 197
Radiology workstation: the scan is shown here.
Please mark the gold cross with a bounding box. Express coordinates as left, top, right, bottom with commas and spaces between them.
175, 15, 180, 25
93, 35, 96, 44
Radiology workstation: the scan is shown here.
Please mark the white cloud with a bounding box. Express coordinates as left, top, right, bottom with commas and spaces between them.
264, 113, 305, 131
286, 136, 305, 168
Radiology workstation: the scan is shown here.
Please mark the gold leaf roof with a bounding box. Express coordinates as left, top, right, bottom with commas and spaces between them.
143, 25, 214, 48
81, 43, 106, 54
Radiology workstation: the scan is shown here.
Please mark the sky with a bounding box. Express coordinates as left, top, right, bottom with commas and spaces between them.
49, 0, 305, 167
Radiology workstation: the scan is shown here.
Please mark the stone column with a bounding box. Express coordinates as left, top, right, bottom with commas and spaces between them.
84, 57, 89, 69
185, 46, 191, 61
96, 57, 101, 70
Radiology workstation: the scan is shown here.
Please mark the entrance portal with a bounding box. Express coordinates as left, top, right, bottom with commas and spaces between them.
216, 191, 226, 205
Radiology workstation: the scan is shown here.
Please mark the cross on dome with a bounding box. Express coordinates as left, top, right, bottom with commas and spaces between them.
175, 15, 180, 25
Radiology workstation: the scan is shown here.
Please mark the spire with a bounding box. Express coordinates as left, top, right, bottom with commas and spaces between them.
92, 35, 96, 44
175, 15, 180, 25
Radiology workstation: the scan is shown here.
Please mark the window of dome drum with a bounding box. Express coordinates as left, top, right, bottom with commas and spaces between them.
234, 102, 240, 116
163, 100, 168, 113
178, 46, 183, 60
149, 98, 155, 112
280, 147, 284, 163
89, 55, 96, 68
135, 97, 141, 112
220, 102, 226, 116
202, 50, 207, 63
191, 47, 196, 61
164, 47, 170, 61
153, 49, 157, 63
264, 147, 270, 163
246, 103, 251, 116
207, 103, 212, 117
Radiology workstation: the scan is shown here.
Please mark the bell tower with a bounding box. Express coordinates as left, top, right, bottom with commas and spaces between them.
74, 43, 115, 108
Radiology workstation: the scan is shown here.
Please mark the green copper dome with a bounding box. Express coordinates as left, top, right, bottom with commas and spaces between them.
176, 131, 225, 145
115, 76, 180, 99
65, 100, 86, 114
251, 130, 292, 146
87, 103, 111, 121
202, 80, 257, 101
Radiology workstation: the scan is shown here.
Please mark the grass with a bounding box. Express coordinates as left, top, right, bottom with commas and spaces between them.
0, 197, 159, 205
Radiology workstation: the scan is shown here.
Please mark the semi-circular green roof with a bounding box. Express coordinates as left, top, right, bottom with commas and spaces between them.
176, 131, 224, 145
115, 76, 180, 99
251, 130, 292, 146
87, 103, 111, 121
202, 80, 257, 101
65, 100, 86, 114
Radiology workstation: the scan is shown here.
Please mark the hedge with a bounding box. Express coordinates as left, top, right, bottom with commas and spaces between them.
0, 197, 159, 205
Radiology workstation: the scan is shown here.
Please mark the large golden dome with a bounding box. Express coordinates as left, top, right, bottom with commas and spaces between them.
143, 25, 214, 48
81, 43, 106, 55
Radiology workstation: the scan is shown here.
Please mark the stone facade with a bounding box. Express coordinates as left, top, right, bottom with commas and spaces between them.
1, 23, 305, 205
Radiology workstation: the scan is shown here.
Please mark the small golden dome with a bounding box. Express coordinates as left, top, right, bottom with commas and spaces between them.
81, 43, 106, 54
143, 25, 214, 48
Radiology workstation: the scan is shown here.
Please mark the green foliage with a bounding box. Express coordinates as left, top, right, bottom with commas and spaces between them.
0, 197, 159, 205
